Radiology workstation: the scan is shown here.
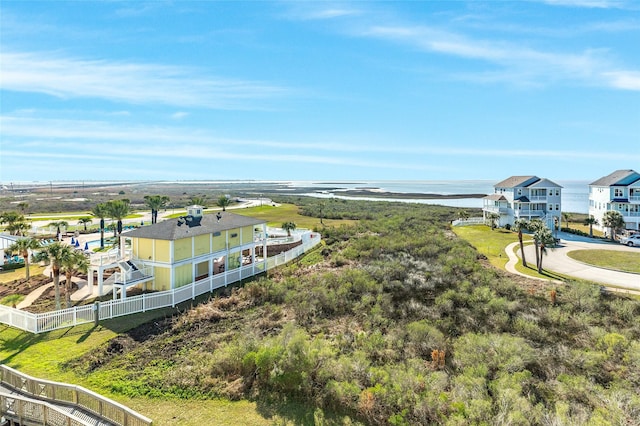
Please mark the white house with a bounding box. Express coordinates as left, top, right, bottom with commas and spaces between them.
483, 176, 562, 229
589, 169, 640, 232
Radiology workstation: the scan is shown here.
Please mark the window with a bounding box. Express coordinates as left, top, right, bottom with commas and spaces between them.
555, 189, 560, 196
548, 204, 554, 211
556, 204, 560, 211
615, 188, 624, 197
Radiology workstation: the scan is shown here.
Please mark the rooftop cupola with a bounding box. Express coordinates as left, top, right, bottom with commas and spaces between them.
186, 205, 204, 218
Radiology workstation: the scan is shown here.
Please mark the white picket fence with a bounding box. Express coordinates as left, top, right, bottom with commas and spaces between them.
0, 233, 322, 334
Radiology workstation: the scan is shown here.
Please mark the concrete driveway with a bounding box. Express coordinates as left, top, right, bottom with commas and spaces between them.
518, 231, 640, 290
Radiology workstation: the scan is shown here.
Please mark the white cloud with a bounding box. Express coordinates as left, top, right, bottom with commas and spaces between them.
3, 116, 638, 164
602, 70, 640, 90
362, 23, 638, 90
171, 112, 189, 120
305, 8, 361, 20
542, 0, 628, 8
0, 51, 290, 109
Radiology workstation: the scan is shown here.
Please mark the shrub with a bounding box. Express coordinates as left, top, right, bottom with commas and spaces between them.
1, 262, 25, 271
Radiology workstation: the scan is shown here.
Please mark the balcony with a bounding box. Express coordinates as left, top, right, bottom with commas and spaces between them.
515, 210, 545, 218
483, 206, 509, 214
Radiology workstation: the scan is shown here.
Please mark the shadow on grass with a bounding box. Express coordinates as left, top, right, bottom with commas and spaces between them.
254, 395, 360, 426
0, 324, 45, 365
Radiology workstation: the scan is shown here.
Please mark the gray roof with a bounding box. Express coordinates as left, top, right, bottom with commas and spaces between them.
484, 194, 508, 201
494, 176, 539, 188
124, 212, 265, 241
590, 169, 640, 187
528, 178, 562, 188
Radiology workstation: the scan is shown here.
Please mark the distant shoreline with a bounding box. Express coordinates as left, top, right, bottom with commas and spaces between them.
326, 189, 488, 200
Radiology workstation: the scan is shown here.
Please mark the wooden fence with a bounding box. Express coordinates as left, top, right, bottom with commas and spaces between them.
1, 364, 152, 426
0, 233, 322, 334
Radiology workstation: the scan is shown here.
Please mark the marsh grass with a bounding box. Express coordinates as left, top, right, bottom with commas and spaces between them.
167, 203, 356, 229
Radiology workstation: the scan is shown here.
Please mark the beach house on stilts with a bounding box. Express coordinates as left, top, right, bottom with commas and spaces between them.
483, 176, 562, 230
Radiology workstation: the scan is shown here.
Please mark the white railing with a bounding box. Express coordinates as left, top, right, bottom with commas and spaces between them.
451, 217, 485, 226
90, 248, 132, 266
1, 392, 94, 426
0, 233, 322, 334
1, 364, 153, 426
515, 210, 545, 217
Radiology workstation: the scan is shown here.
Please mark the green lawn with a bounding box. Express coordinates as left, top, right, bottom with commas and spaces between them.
452, 225, 522, 268
567, 249, 640, 274
28, 213, 144, 223
0, 265, 47, 284
453, 225, 568, 281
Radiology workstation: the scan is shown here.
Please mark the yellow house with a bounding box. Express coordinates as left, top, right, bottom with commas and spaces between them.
121, 206, 266, 294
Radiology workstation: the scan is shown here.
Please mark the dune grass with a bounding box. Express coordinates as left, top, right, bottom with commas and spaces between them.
567, 249, 640, 274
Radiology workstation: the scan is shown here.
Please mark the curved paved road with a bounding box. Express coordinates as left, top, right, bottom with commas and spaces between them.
509, 232, 640, 290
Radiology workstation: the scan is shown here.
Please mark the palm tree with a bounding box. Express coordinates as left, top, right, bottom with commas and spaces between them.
144, 195, 170, 224
216, 195, 231, 212
282, 221, 297, 236
48, 220, 69, 240
106, 199, 131, 240
91, 203, 109, 249
486, 212, 500, 230
513, 219, 530, 268
8, 237, 41, 281
17, 202, 29, 214
78, 217, 92, 231
584, 216, 598, 238
528, 219, 544, 270
534, 225, 556, 273
189, 195, 208, 207
602, 211, 625, 241
0, 211, 29, 235
562, 212, 572, 230
61, 251, 89, 308
39, 242, 73, 310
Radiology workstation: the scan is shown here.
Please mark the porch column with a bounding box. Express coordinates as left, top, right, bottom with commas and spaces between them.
262, 223, 268, 269
88, 267, 94, 296
98, 266, 104, 298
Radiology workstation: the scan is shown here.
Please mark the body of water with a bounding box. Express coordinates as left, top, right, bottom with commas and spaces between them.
289, 179, 590, 214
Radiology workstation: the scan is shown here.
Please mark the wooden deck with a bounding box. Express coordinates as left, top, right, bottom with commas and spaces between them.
0, 365, 152, 426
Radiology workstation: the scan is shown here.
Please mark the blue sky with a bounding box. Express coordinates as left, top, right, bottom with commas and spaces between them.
1, 0, 638, 183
